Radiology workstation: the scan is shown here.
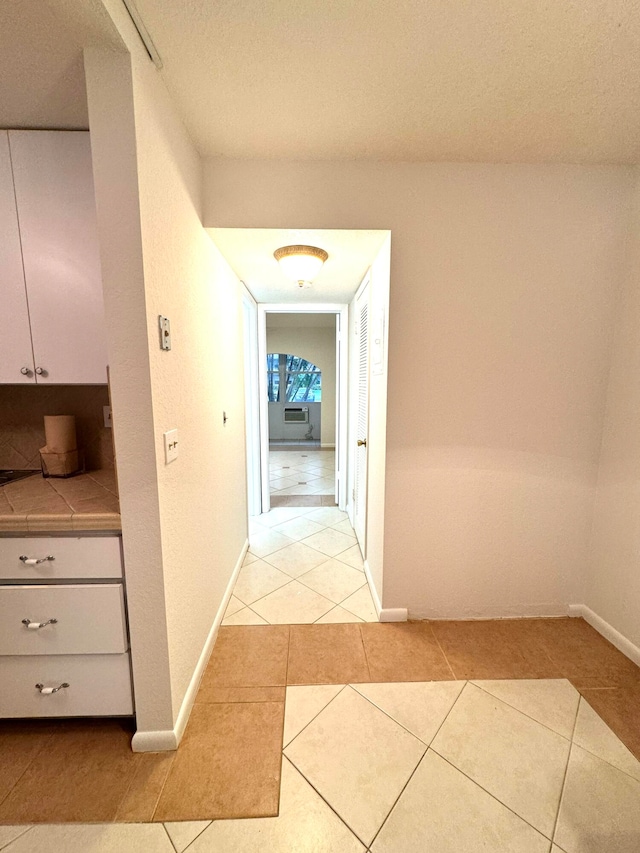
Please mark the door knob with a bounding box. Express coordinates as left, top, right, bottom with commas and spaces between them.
357, 438, 367, 447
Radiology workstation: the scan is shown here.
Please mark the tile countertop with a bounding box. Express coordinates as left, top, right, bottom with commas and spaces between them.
0, 470, 120, 533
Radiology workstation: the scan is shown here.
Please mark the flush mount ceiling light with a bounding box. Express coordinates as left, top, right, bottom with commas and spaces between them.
273, 245, 329, 287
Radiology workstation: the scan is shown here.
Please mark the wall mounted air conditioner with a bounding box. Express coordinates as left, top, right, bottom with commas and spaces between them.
284, 407, 309, 423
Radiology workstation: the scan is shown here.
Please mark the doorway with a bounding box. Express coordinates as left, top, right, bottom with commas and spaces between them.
210, 226, 391, 622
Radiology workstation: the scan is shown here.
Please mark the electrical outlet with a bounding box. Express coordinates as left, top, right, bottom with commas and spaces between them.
164, 429, 179, 463
103, 406, 112, 428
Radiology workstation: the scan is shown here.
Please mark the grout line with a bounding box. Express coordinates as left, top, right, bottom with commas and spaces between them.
0, 825, 33, 851
0, 726, 56, 811
146, 754, 176, 824
162, 822, 180, 853
177, 820, 213, 853
549, 693, 581, 844
351, 680, 465, 747
428, 623, 457, 680
358, 624, 372, 680
281, 752, 370, 847
432, 748, 554, 843
367, 744, 429, 848
282, 684, 348, 748
470, 680, 577, 742
571, 697, 640, 784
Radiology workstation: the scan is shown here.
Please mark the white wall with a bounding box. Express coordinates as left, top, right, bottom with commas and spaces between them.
204, 160, 633, 619
267, 321, 336, 445
587, 168, 640, 649
85, 5, 247, 743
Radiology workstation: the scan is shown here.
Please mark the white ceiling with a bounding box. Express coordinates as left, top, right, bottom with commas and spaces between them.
0, 0, 89, 129
209, 229, 388, 304
135, 0, 640, 163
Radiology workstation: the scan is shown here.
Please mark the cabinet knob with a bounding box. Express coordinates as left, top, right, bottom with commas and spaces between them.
20, 367, 31, 376
357, 438, 367, 447
35, 367, 45, 376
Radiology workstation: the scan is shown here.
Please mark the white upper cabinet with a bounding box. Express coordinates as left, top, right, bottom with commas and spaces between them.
0, 132, 35, 384
6, 131, 108, 385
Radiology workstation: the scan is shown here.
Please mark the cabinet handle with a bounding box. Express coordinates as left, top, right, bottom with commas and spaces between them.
35, 682, 69, 695
35, 367, 46, 376
19, 555, 55, 565
20, 367, 32, 376
22, 618, 58, 630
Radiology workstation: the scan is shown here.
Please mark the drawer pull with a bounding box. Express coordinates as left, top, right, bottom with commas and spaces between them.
19, 555, 55, 566
35, 682, 69, 695
22, 618, 58, 630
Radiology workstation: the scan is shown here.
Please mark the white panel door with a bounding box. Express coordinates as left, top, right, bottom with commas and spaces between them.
354, 284, 370, 549
0, 131, 35, 383
9, 131, 108, 384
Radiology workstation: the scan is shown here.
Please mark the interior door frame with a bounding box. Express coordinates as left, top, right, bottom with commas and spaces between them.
257, 303, 349, 514
242, 286, 261, 517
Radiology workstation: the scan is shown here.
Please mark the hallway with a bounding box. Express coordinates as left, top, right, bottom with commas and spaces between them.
224, 499, 377, 625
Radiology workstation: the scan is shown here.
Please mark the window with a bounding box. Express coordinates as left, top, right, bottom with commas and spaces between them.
267, 353, 322, 402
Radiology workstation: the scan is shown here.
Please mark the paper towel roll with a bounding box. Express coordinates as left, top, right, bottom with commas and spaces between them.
44, 416, 77, 453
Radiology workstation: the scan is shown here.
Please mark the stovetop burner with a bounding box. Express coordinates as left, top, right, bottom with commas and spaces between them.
0, 470, 39, 486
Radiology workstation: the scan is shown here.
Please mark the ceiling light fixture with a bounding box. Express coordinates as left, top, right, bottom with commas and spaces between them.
273, 245, 329, 288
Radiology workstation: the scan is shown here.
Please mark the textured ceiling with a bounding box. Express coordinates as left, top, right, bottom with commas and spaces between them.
209, 229, 389, 303
135, 0, 640, 163
0, 0, 89, 129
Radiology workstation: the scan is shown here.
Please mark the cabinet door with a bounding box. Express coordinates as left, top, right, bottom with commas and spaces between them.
9, 131, 108, 384
0, 131, 35, 383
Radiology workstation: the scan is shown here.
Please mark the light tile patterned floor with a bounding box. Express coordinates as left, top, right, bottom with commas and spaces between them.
269, 449, 336, 497
5, 678, 639, 852
225, 503, 378, 625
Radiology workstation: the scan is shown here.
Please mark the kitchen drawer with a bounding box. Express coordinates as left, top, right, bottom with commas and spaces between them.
0, 584, 128, 655
0, 653, 133, 717
0, 536, 122, 580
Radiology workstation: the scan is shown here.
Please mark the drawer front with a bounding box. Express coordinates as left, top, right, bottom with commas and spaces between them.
0, 536, 122, 581
0, 584, 128, 655
0, 654, 133, 717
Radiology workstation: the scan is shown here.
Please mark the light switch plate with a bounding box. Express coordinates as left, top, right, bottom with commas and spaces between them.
103, 406, 112, 428
164, 429, 178, 463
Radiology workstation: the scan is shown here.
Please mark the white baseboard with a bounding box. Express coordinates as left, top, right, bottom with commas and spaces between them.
132, 538, 249, 753
568, 603, 640, 668
362, 559, 407, 622
380, 607, 408, 622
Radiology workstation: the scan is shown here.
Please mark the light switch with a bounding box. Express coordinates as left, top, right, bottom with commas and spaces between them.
164, 429, 179, 463
103, 406, 112, 428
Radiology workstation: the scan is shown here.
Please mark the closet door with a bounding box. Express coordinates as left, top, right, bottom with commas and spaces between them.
9, 131, 108, 384
0, 131, 35, 383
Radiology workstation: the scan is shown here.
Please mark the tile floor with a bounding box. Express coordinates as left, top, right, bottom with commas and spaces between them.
2, 620, 640, 851
269, 448, 336, 499
224, 503, 378, 625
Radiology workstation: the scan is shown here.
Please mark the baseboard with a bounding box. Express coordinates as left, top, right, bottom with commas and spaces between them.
380, 607, 408, 622
132, 538, 249, 753
321, 443, 336, 448
568, 603, 640, 668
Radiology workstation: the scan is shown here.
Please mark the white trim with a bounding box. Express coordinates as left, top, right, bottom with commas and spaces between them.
380, 608, 408, 623
130, 729, 178, 753
258, 303, 349, 512
363, 558, 382, 619
132, 539, 249, 753
242, 287, 261, 517
321, 443, 336, 449
568, 603, 640, 667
